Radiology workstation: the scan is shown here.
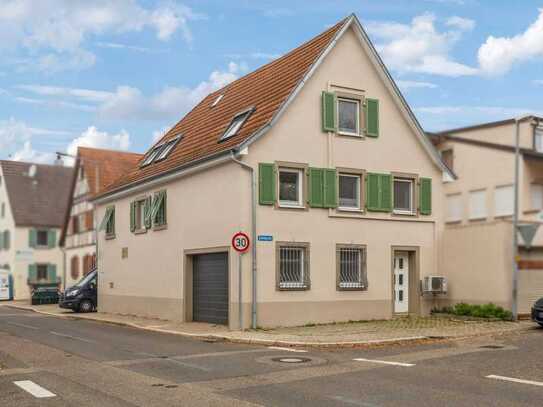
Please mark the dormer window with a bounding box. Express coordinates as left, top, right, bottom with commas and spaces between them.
220, 109, 253, 141
141, 145, 163, 167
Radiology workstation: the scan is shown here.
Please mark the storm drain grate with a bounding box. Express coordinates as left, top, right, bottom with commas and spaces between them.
479, 345, 505, 349
272, 357, 311, 364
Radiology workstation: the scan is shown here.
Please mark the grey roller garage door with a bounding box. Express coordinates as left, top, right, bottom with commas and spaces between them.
193, 252, 228, 325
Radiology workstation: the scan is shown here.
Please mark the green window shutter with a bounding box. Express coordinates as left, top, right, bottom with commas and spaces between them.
99, 207, 112, 231
130, 202, 136, 232
366, 173, 380, 211
110, 207, 116, 234
28, 264, 37, 283
259, 163, 276, 205
322, 91, 337, 132
419, 177, 432, 215
29, 229, 37, 248
308, 168, 324, 208
0, 232, 3, 250
47, 264, 57, 283
47, 230, 56, 248
323, 169, 338, 208
144, 196, 152, 229
380, 174, 392, 212
160, 191, 167, 225
365, 98, 379, 138
5, 230, 10, 250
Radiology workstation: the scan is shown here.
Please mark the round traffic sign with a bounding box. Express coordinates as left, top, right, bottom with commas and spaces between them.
232, 232, 250, 253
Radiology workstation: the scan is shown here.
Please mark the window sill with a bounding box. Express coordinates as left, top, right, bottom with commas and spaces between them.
278, 203, 306, 210
337, 285, 367, 291
337, 131, 363, 139
445, 220, 462, 225
468, 217, 487, 222
392, 210, 417, 217
105, 234, 116, 240
34, 245, 52, 250
133, 228, 147, 235
337, 207, 363, 213
494, 214, 513, 220
153, 224, 168, 231
524, 209, 541, 215
277, 285, 310, 291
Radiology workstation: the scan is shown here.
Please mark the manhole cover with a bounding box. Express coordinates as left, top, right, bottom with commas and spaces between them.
479, 345, 505, 349
272, 357, 311, 364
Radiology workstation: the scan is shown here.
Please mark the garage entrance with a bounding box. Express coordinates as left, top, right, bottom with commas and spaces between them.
192, 252, 229, 325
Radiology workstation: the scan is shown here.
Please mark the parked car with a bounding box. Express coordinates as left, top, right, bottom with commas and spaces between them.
59, 269, 97, 313
532, 297, 543, 327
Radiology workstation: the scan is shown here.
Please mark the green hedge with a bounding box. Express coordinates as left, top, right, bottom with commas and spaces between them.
433, 303, 512, 321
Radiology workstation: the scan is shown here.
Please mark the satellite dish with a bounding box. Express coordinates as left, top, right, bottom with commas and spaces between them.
28, 164, 37, 178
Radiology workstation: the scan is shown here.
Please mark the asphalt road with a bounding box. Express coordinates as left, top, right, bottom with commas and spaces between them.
0, 305, 542, 406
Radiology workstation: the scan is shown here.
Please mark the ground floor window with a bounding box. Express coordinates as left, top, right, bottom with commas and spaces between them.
277, 243, 309, 289
37, 264, 48, 281
337, 245, 367, 290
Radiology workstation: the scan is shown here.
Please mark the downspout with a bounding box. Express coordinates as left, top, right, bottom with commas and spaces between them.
230, 152, 257, 329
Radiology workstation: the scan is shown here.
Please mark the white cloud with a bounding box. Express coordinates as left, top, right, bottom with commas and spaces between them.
534, 80, 543, 86
95, 41, 168, 54
152, 126, 170, 143
367, 13, 478, 77
396, 80, 438, 90
66, 126, 130, 156
445, 16, 475, 31
0, 0, 202, 72
16, 84, 112, 102
10, 141, 56, 163
478, 9, 543, 76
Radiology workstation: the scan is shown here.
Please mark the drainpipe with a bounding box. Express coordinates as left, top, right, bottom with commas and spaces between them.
230, 152, 257, 329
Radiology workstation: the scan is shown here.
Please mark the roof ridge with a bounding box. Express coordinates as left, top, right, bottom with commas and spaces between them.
78, 146, 143, 156
0, 160, 71, 169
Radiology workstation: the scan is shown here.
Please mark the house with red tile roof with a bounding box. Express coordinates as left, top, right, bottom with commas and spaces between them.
93, 14, 452, 328
0, 161, 73, 300
59, 147, 142, 292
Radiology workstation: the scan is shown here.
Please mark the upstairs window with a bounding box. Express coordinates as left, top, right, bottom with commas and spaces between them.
531, 183, 543, 211
278, 168, 303, 208
393, 177, 415, 215
338, 173, 361, 210
220, 109, 253, 141
37, 230, 49, 247
494, 184, 514, 217
535, 128, 543, 153
441, 149, 454, 171
337, 98, 360, 136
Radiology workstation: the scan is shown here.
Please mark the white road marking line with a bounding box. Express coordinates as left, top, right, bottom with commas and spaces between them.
268, 346, 308, 353
353, 358, 415, 367
6, 322, 39, 330
49, 331, 96, 343
14, 380, 56, 398
486, 375, 543, 387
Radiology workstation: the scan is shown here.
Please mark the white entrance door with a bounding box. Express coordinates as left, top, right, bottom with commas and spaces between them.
0, 272, 10, 300
393, 253, 409, 313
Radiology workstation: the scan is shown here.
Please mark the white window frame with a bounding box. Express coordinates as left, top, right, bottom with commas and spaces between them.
337, 97, 360, 137
277, 243, 309, 290
141, 145, 163, 167
468, 189, 487, 220
494, 184, 514, 217
278, 168, 304, 208
446, 193, 462, 223
338, 173, 361, 211
393, 177, 415, 215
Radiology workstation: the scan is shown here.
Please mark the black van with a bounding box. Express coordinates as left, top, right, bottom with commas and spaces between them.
59, 269, 97, 313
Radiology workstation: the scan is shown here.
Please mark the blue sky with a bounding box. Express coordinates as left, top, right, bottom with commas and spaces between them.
1, 0, 542, 163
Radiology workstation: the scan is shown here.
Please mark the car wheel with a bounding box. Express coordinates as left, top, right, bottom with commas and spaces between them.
78, 299, 94, 313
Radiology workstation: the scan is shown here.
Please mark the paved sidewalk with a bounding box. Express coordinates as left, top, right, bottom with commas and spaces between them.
1, 301, 533, 348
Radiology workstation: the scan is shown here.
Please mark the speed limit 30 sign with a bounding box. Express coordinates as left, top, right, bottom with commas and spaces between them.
232, 232, 250, 253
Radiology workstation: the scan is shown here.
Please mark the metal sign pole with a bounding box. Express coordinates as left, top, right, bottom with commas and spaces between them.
238, 252, 243, 330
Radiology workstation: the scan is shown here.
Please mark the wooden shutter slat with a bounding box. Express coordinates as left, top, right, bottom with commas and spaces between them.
259, 163, 276, 205
130, 202, 136, 232
420, 177, 432, 215
322, 91, 337, 132
47, 230, 56, 248
29, 229, 37, 248
28, 264, 37, 283
47, 264, 57, 283
380, 174, 392, 212
323, 168, 338, 208
308, 168, 324, 208
366, 173, 380, 211
365, 98, 379, 138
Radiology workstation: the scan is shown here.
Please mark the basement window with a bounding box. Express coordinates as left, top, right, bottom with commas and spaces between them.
220, 109, 253, 141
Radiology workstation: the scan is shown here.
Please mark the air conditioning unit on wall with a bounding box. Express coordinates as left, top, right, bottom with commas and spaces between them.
423, 276, 448, 295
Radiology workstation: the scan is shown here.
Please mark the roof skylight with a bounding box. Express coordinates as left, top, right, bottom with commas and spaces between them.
140, 135, 182, 167
220, 109, 253, 142
211, 94, 224, 107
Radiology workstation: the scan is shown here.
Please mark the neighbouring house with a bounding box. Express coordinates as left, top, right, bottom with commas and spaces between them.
93, 14, 452, 329
0, 161, 73, 300
59, 147, 143, 290
430, 116, 543, 315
